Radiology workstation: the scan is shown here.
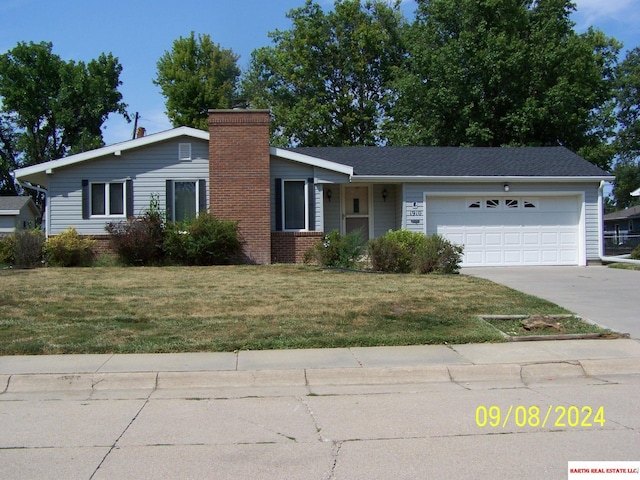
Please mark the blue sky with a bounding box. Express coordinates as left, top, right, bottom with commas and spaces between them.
2, 0, 639, 146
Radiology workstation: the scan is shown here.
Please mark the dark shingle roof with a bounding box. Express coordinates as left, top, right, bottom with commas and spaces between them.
287, 146, 609, 177
0, 196, 36, 212
604, 205, 640, 221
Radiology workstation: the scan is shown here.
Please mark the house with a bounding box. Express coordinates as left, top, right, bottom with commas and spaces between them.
0, 196, 40, 237
603, 205, 640, 246
13, 109, 613, 266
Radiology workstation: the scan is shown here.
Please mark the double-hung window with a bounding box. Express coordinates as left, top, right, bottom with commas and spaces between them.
275, 178, 314, 232
166, 179, 207, 222
91, 182, 125, 217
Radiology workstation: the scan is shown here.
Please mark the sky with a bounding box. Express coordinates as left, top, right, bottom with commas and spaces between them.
1, 0, 639, 147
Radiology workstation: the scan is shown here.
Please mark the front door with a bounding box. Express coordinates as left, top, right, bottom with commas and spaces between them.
343, 186, 370, 240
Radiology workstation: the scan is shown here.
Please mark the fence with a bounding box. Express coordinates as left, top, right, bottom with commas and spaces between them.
603, 233, 640, 256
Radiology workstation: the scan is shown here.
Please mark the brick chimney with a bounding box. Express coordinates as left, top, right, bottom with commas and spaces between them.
208, 109, 272, 264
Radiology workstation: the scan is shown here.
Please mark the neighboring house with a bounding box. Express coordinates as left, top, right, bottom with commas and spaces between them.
14, 109, 613, 267
631, 187, 640, 197
0, 196, 40, 237
603, 205, 640, 245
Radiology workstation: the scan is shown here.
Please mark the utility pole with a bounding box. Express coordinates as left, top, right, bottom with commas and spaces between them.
131, 112, 140, 139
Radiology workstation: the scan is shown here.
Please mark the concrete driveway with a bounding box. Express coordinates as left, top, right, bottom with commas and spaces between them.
462, 265, 639, 339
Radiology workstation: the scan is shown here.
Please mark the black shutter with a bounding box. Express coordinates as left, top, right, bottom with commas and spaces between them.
274, 178, 282, 231
307, 178, 315, 231
126, 179, 134, 218
166, 180, 174, 222
198, 179, 207, 214
82, 180, 90, 219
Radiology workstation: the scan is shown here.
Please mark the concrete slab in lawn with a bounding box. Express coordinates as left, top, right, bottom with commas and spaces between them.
350, 344, 471, 367
98, 352, 237, 372
0, 354, 112, 375
451, 339, 640, 365
237, 347, 359, 370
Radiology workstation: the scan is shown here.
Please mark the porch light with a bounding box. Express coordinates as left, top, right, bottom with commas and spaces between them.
503, 184, 510, 192
326, 188, 332, 202
382, 188, 388, 202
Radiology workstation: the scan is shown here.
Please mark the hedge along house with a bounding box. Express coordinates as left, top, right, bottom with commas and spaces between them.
13, 109, 613, 266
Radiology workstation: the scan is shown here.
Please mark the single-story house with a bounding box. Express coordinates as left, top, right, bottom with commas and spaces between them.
0, 196, 40, 237
13, 109, 613, 266
603, 205, 640, 244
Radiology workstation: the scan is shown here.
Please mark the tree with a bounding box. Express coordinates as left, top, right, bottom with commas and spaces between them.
0, 41, 128, 192
242, 0, 405, 147
154, 32, 241, 130
386, 0, 620, 170
610, 161, 640, 210
616, 47, 640, 161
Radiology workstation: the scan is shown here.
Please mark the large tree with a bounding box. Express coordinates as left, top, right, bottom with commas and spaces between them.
242, 0, 404, 147
0, 41, 128, 192
386, 0, 620, 170
154, 32, 241, 131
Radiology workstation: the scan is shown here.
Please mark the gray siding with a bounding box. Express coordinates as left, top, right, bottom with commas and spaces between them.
47, 138, 209, 235
372, 184, 397, 237
323, 186, 341, 233
270, 157, 349, 231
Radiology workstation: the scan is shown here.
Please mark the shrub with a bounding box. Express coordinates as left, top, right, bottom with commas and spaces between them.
367, 230, 426, 273
413, 234, 464, 274
163, 213, 242, 265
12, 230, 45, 268
631, 244, 640, 260
304, 229, 365, 268
106, 211, 165, 265
0, 235, 15, 265
44, 228, 96, 267
367, 230, 463, 274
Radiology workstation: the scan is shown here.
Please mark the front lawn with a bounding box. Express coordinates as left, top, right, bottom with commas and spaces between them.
0, 265, 573, 355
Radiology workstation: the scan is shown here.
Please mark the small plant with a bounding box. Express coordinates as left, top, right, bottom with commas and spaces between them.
631, 244, 640, 260
45, 228, 96, 267
304, 229, 365, 269
413, 234, 464, 274
163, 213, 241, 265
0, 235, 15, 265
12, 230, 45, 268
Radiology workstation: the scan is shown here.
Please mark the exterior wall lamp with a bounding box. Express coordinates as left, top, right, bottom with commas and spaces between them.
326, 188, 332, 202
503, 184, 510, 192
382, 188, 388, 202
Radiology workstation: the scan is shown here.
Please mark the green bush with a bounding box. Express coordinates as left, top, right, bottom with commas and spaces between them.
163, 213, 242, 265
304, 229, 365, 268
367, 230, 463, 274
44, 228, 96, 267
12, 230, 45, 268
413, 234, 464, 274
0, 235, 15, 265
631, 244, 640, 260
106, 211, 165, 265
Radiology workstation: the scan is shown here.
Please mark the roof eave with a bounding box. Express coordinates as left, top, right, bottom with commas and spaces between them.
271, 147, 353, 176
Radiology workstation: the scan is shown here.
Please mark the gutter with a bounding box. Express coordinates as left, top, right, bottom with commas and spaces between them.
14, 178, 49, 237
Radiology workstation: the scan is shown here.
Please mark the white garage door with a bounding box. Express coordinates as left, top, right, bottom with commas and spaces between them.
426, 196, 580, 267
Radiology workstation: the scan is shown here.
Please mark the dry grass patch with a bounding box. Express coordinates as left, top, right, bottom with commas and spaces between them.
0, 265, 571, 354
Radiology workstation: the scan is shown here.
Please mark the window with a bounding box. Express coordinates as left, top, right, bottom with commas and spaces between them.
505, 199, 519, 209
283, 180, 307, 230
523, 199, 537, 209
486, 199, 500, 209
174, 181, 197, 222
166, 179, 206, 222
467, 200, 481, 209
91, 182, 125, 216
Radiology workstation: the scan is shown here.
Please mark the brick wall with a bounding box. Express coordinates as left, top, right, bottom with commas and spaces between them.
208, 110, 272, 264
271, 231, 323, 263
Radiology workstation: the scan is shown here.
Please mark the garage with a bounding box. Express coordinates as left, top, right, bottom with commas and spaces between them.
425, 195, 581, 267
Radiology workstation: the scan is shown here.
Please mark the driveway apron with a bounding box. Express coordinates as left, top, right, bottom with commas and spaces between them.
462, 265, 639, 339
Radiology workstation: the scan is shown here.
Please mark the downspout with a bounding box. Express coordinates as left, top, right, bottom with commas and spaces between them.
14, 178, 49, 238
598, 179, 640, 265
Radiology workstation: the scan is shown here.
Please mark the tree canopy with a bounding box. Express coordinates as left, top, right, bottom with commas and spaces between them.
385, 0, 620, 170
0, 41, 128, 194
154, 32, 241, 130
242, 0, 404, 147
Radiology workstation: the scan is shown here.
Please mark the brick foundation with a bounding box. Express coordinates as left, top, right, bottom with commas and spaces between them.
271, 231, 323, 263
209, 110, 272, 264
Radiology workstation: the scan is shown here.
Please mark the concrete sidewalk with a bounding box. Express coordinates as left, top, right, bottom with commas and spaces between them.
2, 339, 639, 395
